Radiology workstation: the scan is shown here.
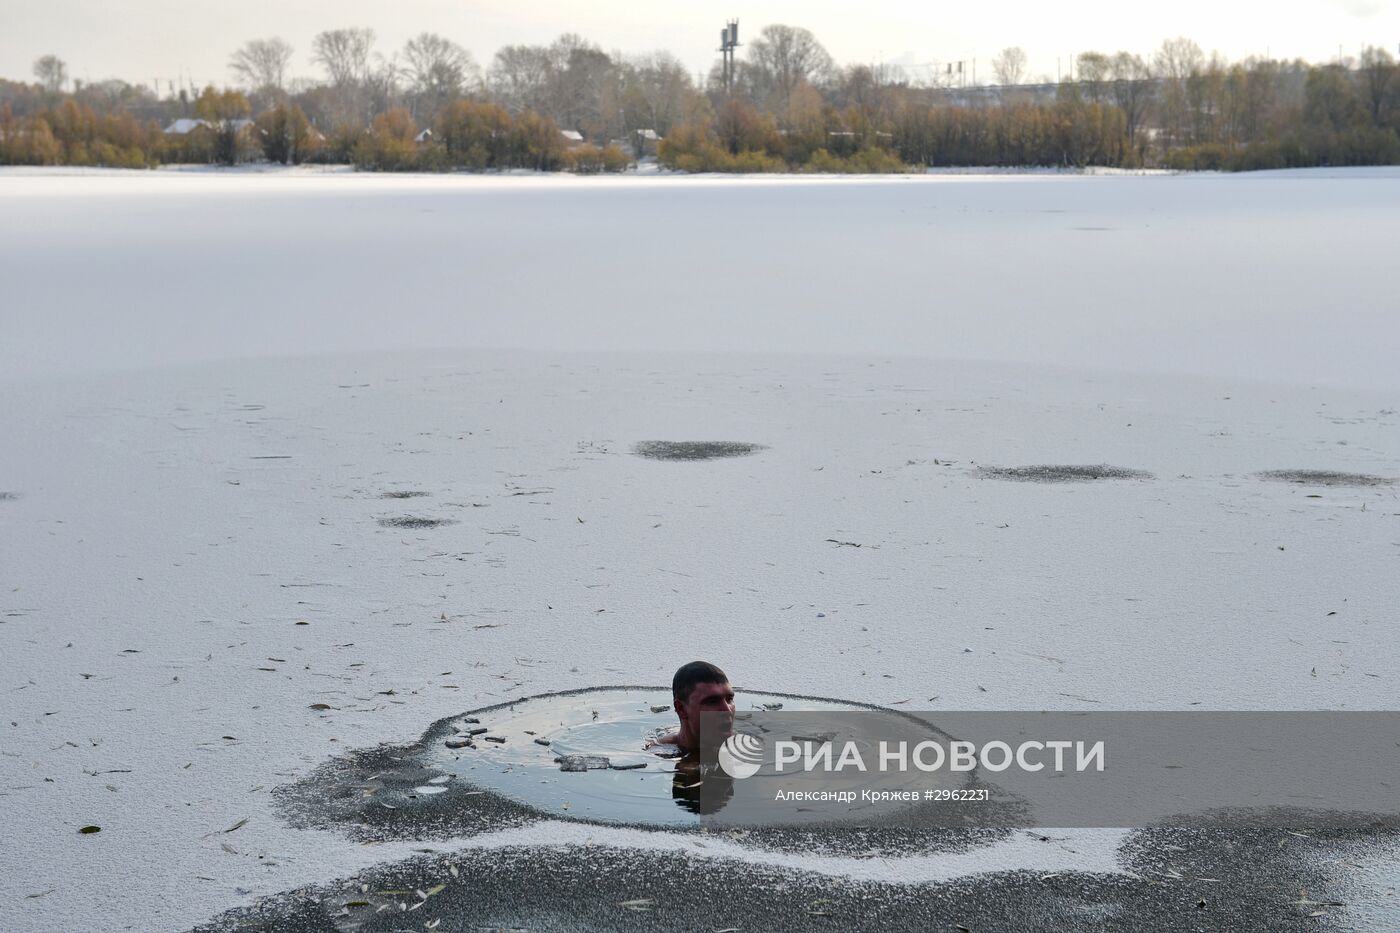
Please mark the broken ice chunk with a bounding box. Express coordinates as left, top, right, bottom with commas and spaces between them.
557, 755, 611, 772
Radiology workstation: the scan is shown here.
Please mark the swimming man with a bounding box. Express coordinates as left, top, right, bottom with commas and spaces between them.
649, 660, 735, 753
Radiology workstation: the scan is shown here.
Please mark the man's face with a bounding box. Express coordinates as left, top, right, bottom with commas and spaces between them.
678, 680, 735, 737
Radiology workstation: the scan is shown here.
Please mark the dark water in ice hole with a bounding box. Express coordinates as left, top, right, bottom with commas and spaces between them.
416, 688, 959, 827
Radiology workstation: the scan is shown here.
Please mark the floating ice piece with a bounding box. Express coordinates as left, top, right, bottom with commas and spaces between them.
792, 732, 836, 745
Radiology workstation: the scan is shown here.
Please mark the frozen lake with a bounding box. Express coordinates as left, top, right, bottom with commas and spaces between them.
3, 166, 1399, 390
1, 168, 1398, 931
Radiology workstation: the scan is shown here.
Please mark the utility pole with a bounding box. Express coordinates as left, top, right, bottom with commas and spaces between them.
718, 20, 740, 94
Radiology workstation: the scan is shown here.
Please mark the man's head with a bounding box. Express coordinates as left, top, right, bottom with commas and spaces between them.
671, 660, 734, 750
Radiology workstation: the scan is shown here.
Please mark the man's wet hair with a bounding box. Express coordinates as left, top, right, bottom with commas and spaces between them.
672, 661, 728, 702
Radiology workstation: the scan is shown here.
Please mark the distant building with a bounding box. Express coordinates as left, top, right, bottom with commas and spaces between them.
560, 130, 584, 146
163, 118, 210, 135
162, 118, 254, 136
609, 129, 661, 158
415, 128, 433, 144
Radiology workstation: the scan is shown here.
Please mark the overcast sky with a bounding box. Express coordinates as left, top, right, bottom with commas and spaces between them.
2, 0, 1397, 91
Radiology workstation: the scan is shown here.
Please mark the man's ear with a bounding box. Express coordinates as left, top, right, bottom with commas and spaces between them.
673, 697, 687, 721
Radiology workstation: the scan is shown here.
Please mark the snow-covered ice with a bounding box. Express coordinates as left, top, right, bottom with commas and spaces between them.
1, 168, 1398, 931
3, 166, 1399, 390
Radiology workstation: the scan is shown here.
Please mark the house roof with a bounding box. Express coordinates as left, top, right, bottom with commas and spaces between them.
163, 117, 254, 135
560, 130, 584, 141
163, 118, 209, 135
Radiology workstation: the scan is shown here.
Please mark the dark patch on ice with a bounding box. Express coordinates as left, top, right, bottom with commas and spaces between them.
977, 464, 1154, 483
196, 822, 1400, 933
632, 441, 767, 461
0, 492, 17, 501
1256, 470, 1394, 487
275, 731, 537, 842
378, 490, 430, 499
273, 685, 1014, 855
377, 516, 455, 529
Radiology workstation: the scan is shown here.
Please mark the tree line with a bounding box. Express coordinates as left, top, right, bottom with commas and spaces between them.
2, 27, 1398, 172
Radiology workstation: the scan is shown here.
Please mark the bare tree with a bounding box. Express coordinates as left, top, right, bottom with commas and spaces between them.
834, 64, 902, 128
1358, 45, 1397, 125
745, 24, 835, 112
1233, 56, 1282, 141
313, 28, 376, 87
1154, 37, 1205, 144
310, 27, 377, 127
1186, 52, 1228, 143
547, 35, 616, 138
229, 38, 293, 92
1076, 51, 1111, 102
489, 44, 552, 113
1110, 52, 1155, 145
1154, 37, 1205, 83
33, 54, 68, 93
621, 52, 695, 136
364, 53, 403, 117
991, 47, 1028, 86
403, 32, 479, 101
1305, 63, 1365, 130
489, 34, 619, 139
